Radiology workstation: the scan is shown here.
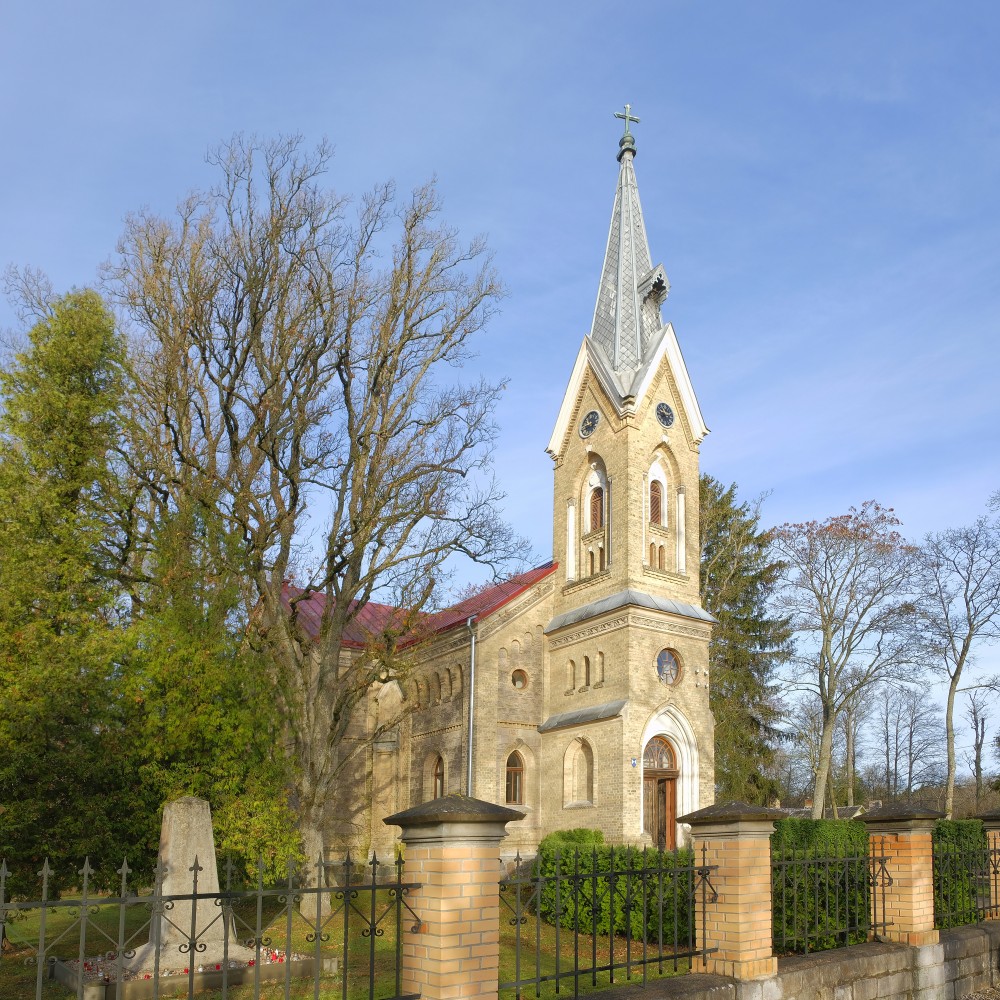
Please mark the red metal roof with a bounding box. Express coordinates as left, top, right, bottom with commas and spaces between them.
281, 561, 556, 649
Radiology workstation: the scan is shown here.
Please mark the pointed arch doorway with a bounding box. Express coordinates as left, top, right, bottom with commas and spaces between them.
643, 736, 678, 850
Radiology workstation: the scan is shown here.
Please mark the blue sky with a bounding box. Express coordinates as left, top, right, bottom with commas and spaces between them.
3, 3, 999, 745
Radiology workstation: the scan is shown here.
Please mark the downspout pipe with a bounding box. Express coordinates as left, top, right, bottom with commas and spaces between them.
466, 615, 477, 797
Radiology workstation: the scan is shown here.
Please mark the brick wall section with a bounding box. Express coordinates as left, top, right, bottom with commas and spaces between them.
981, 810, 1000, 920
681, 801, 783, 981
862, 803, 942, 948
385, 795, 522, 1000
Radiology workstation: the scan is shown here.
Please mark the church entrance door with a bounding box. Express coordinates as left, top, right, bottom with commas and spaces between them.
642, 736, 678, 850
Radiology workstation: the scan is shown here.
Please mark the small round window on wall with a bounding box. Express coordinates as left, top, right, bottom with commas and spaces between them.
511, 670, 528, 690
655, 649, 680, 685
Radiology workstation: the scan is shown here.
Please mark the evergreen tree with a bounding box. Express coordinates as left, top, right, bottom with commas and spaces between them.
0, 287, 302, 887
699, 475, 791, 804
0, 290, 152, 891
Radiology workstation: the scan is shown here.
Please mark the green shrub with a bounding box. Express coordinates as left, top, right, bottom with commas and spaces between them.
536, 828, 605, 851
933, 819, 985, 929
533, 832, 694, 946
771, 819, 870, 953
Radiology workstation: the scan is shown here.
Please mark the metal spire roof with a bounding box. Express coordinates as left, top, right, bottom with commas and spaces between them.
589, 106, 670, 381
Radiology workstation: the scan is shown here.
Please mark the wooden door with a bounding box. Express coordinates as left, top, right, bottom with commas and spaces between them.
643, 737, 679, 850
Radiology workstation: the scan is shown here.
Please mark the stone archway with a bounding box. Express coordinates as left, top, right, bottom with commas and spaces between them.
642, 735, 678, 849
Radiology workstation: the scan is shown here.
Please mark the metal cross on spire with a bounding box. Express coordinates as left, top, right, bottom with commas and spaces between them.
615, 103, 640, 136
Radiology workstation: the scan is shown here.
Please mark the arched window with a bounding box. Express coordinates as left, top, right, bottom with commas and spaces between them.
590, 487, 604, 530
567, 659, 576, 690
506, 751, 524, 805
589, 550, 596, 575
643, 735, 676, 771
649, 542, 656, 566
431, 673, 442, 705
649, 481, 662, 525
658, 545, 665, 570
598, 546, 606, 571
583, 656, 591, 687
433, 756, 445, 798
564, 738, 595, 806
596, 652, 605, 685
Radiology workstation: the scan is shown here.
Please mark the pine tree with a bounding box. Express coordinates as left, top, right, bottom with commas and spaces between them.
699, 475, 791, 804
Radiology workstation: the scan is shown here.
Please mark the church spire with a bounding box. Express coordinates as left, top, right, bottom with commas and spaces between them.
590, 105, 669, 377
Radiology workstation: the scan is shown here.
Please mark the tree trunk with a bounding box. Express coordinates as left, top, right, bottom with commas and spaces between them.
944, 674, 959, 819
299, 800, 332, 917
812, 705, 836, 820
972, 704, 986, 811
845, 706, 855, 808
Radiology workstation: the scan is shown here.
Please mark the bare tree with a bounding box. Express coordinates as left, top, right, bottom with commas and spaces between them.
917, 508, 1000, 816
108, 135, 526, 870
772, 502, 919, 818
863, 682, 945, 801
963, 688, 993, 812
840, 679, 872, 808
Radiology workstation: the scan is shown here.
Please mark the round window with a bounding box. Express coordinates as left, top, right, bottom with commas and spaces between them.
655, 649, 680, 685
511, 670, 528, 689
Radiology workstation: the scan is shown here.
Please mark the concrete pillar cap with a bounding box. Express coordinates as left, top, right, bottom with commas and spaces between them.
384, 794, 524, 830
861, 802, 943, 824
679, 800, 785, 826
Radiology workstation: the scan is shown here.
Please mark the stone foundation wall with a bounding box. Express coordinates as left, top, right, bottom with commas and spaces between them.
732, 925, 1000, 1000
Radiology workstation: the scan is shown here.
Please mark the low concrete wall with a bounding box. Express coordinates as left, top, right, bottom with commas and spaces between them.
741, 924, 1000, 1000
593, 924, 1000, 1000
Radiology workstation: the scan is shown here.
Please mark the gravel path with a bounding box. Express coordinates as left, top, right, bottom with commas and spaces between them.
961, 990, 1000, 1000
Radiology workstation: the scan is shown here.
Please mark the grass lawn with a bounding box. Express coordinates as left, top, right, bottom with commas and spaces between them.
1, 891, 692, 1000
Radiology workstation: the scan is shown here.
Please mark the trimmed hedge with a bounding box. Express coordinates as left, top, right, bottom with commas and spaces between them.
533, 830, 695, 945
933, 818, 986, 929
771, 818, 871, 954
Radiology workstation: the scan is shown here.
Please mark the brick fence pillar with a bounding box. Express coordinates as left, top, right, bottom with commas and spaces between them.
679, 801, 783, 981
384, 795, 523, 1000
862, 803, 942, 947
978, 810, 1000, 920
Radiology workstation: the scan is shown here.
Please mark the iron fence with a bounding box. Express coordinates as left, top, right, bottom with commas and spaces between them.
0, 853, 419, 1000
498, 845, 717, 999
933, 832, 1000, 928
771, 836, 892, 955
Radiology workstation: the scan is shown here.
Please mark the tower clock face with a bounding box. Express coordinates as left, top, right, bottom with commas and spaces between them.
580, 410, 600, 438
655, 402, 675, 428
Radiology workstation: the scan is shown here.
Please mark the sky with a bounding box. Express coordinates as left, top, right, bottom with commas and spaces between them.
2, 2, 999, 759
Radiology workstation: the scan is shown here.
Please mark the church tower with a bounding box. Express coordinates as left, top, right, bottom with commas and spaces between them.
540, 110, 715, 847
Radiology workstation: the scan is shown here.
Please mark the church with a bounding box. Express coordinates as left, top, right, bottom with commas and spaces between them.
293, 115, 716, 858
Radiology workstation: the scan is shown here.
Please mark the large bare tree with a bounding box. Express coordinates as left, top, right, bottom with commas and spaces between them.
917, 507, 1000, 817
772, 502, 919, 818
108, 135, 525, 867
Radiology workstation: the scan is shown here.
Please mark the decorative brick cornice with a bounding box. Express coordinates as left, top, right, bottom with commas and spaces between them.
630, 615, 711, 639
548, 615, 629, 649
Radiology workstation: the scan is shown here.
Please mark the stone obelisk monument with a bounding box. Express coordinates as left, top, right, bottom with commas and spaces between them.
127, 796, 254, 971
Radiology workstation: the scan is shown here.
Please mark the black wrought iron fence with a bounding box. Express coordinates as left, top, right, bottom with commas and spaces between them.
498, 845, 717, 1000
0, 853, 419, 1000
933, 828, 1000, 928
771, 836, 892, 955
